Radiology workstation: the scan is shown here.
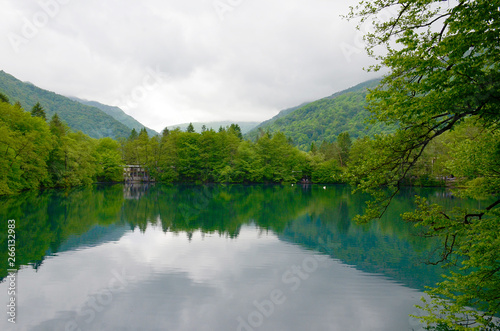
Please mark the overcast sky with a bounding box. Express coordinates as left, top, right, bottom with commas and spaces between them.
0, 0, 379, 131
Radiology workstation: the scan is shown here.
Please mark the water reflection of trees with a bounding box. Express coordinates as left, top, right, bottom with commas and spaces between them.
0, 184, 125, 280
0, 184, 479, 285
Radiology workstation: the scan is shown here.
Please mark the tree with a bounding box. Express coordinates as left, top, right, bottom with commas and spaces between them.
128, 128, 138, 141
94, 138, 123, 182
255, 132, 305, 183
337, 132, 351, 167
310, 142, 317, 154
198, 129, 219, 182
215, 127, 241, 182
186, 123, 195, 133
346, 1, 500, 329
233, 140, 263, 183
311, 159, 342, 184
0, 102, 52, 194
123, 128, 150, 165
30, 102, 46, 121
177, 131, 201, 181
155, 128, 180, 182
49, 113, 68, 137
228, 123, 243, 140
136, 128, 150, 165
45, 113, 100, 187
0, 92, 9, 104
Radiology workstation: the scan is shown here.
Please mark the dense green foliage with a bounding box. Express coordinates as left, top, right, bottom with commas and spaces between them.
245, 79, 394, 150
0, 99, 123, 195
346, 0, 500, 329
30, 102, 46, 120
3, 95, 353, 194
120, 124, 355, 185
0, 71, 132, 139
0, 101, 52, 194
71, 97, 159, 137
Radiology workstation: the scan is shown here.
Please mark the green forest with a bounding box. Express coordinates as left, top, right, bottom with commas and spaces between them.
0, 88, 354, 194
0, 96, 123, 195
1, 88, 497, 197
0, 70, 132, 139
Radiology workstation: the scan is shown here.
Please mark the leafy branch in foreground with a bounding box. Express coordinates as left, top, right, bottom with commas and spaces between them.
405, 197, 500, 330
345, 0, 500, 329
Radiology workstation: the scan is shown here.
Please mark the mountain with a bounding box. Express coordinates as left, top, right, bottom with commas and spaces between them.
250, 101, 311, 132
0, 70, 132, 139
167, 121, 260, 134
246, 79, 394, 150
70, 97, 158, 137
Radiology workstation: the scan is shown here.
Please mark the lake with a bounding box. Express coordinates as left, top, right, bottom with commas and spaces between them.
0, 184, 483, 331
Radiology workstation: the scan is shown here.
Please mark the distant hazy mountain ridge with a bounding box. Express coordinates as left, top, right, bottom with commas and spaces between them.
167, 121, 260, 134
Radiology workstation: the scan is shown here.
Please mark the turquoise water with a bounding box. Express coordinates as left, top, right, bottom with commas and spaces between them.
0, 184, 481, 331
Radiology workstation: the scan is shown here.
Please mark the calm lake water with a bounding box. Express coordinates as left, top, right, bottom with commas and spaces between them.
0, 184, 485, 331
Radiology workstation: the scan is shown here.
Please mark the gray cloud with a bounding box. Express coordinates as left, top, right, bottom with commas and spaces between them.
0, 0, 377, 131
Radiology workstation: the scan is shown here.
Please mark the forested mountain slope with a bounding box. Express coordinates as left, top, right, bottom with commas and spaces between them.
70, 97, 158, 137
249, 102, 312, 132
246, 79, 393, 150
0, 70, 131, 139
